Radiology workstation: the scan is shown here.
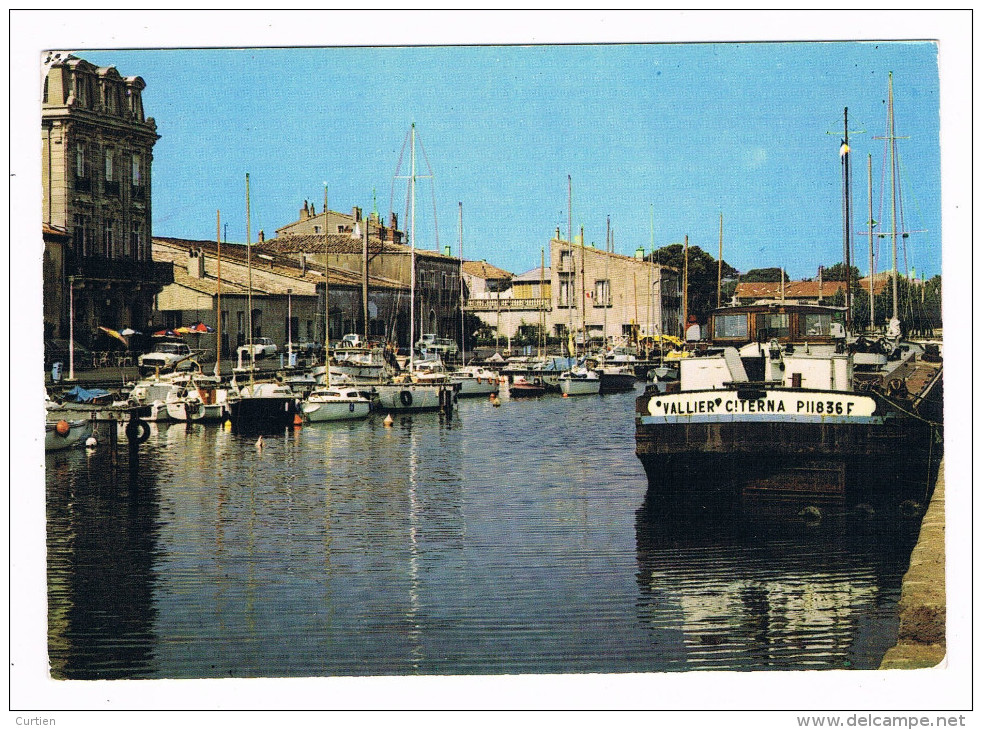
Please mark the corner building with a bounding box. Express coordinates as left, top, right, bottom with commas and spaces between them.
41, 52, 171, 346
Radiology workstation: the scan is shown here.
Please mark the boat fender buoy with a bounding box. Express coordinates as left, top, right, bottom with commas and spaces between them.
55, 420, 71, 437
293, 413, 303, 426
383, 413, 394, 427
400, 390, 413, 406
798, 506, 822, 524
125, 419, 151, 444
349, 402, 355, 412
85, 436, 98, 448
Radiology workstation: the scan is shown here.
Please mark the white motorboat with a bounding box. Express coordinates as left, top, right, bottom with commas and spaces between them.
302, 387, 371, 422
410, 356, 452, 384
451, 365, 500, 397
372, 380, 451, 412
165, 375, 228, 423
558, 365, 601, 396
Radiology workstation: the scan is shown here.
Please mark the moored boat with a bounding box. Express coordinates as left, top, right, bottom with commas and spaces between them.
45, 417, 94, 451
508, 375, 547, 398
634, 303, 942, 512
302, 386, 371, 422
451, 364, 500, 397
558, 365, 601, 396
227, 381, 300, 432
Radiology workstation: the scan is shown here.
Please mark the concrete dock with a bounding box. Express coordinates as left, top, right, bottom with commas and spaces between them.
880, 458, 946, 669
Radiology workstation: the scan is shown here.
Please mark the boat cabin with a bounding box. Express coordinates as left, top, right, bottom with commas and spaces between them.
708, 304, 847, 347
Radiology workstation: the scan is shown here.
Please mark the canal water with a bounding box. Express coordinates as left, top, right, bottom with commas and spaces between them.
45, 385, 921, 679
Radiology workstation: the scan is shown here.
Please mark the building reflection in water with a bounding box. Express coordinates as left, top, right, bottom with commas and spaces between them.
633, 492, 922, 671
47, 436, 162, 679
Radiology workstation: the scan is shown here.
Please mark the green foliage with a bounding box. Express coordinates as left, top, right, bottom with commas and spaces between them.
836, 274, 942, 335
822, 262, 862, 282
651, 244, 739, 321
741, 267, 785, 283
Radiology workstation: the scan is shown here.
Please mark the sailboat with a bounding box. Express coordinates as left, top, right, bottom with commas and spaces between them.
301, 184, 372, 423
372, 124, 455, 413
227, 173, 300, 432
634, 77, 942, 514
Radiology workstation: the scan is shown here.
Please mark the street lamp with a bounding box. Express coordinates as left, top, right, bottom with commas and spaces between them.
68, 275, 76, 381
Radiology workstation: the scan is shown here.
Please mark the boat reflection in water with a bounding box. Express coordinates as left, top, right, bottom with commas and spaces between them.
633, 492, 922, 671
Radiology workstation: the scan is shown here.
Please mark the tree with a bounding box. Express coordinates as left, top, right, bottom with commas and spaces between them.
821, 262, 862, 282
650, 244, 739, 322
741, 267, 784, 283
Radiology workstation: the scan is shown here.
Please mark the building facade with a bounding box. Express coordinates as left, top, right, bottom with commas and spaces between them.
152, 237, 410, 358
259, 209, 463, 349
41, 52, 171, 346
465, 232, 681, 345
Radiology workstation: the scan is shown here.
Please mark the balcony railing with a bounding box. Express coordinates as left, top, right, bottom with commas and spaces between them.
74, 177, 91, 193
103, 180, 120, 196
71, 256, 173, 285
131, 185, 146, 201
464, 297, 550, 312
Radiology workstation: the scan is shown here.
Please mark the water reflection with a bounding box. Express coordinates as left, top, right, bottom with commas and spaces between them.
46, 441, 160, 679
634, 495, 921, 670
45, 391, 922, 678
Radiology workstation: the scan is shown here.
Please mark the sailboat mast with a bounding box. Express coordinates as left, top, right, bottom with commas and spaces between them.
324, 184, 331, 384
539, 247, 545, 358
841, 107, 853, 333
459, 201, 465, 364
682, 235, 689, 328
579, 225, 586, 353
216, 209, 222, 375
717, 212, 723, 308
604, 216, 610, 348
410, 123, 417, 372
867, 154, 875, 331
567, 175, 573, 356
888, 73, 899, 322
246, 172, 254, 379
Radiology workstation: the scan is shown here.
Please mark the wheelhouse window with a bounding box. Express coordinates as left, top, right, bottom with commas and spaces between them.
713, 313, 748, 339
757, 312, 790, 340
798, 311, 845, 337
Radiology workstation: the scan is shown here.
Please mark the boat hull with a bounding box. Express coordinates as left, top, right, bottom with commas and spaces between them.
635, 386, 942, 513
597, 371, 637, 394
371, 383, 451, 412
228, 396, 299, 432
45, 418, 94, 451
302, 400, 370, 422
559, 377, 601, 396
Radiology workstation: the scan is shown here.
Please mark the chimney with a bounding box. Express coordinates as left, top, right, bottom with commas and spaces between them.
300, 200, 309, 221
187, 247, 205, 278
352, 206, 362, 223
390, 212, 398, 230
258, 230, 265, 243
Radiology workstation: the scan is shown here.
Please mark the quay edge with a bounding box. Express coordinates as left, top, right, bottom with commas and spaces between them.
880, 458, 946, 669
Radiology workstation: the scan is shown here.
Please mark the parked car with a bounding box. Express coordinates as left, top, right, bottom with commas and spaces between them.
416, 333, 458, 357
138, 339, 196, 374
293, 341, 325, 358
237, 337, 278, 360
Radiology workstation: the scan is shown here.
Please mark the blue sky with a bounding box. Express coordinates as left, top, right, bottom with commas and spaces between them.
76, 41, 942, 281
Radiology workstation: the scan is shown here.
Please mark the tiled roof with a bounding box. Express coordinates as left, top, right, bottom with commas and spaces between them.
735, 276, 890, 300
153, 236, 405, 292
462, 260, 513, 280
259, 234, 456, 260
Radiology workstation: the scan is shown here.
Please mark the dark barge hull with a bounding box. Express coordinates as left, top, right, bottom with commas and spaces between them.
635, 388, 942, 514
228, 397, 299, 433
